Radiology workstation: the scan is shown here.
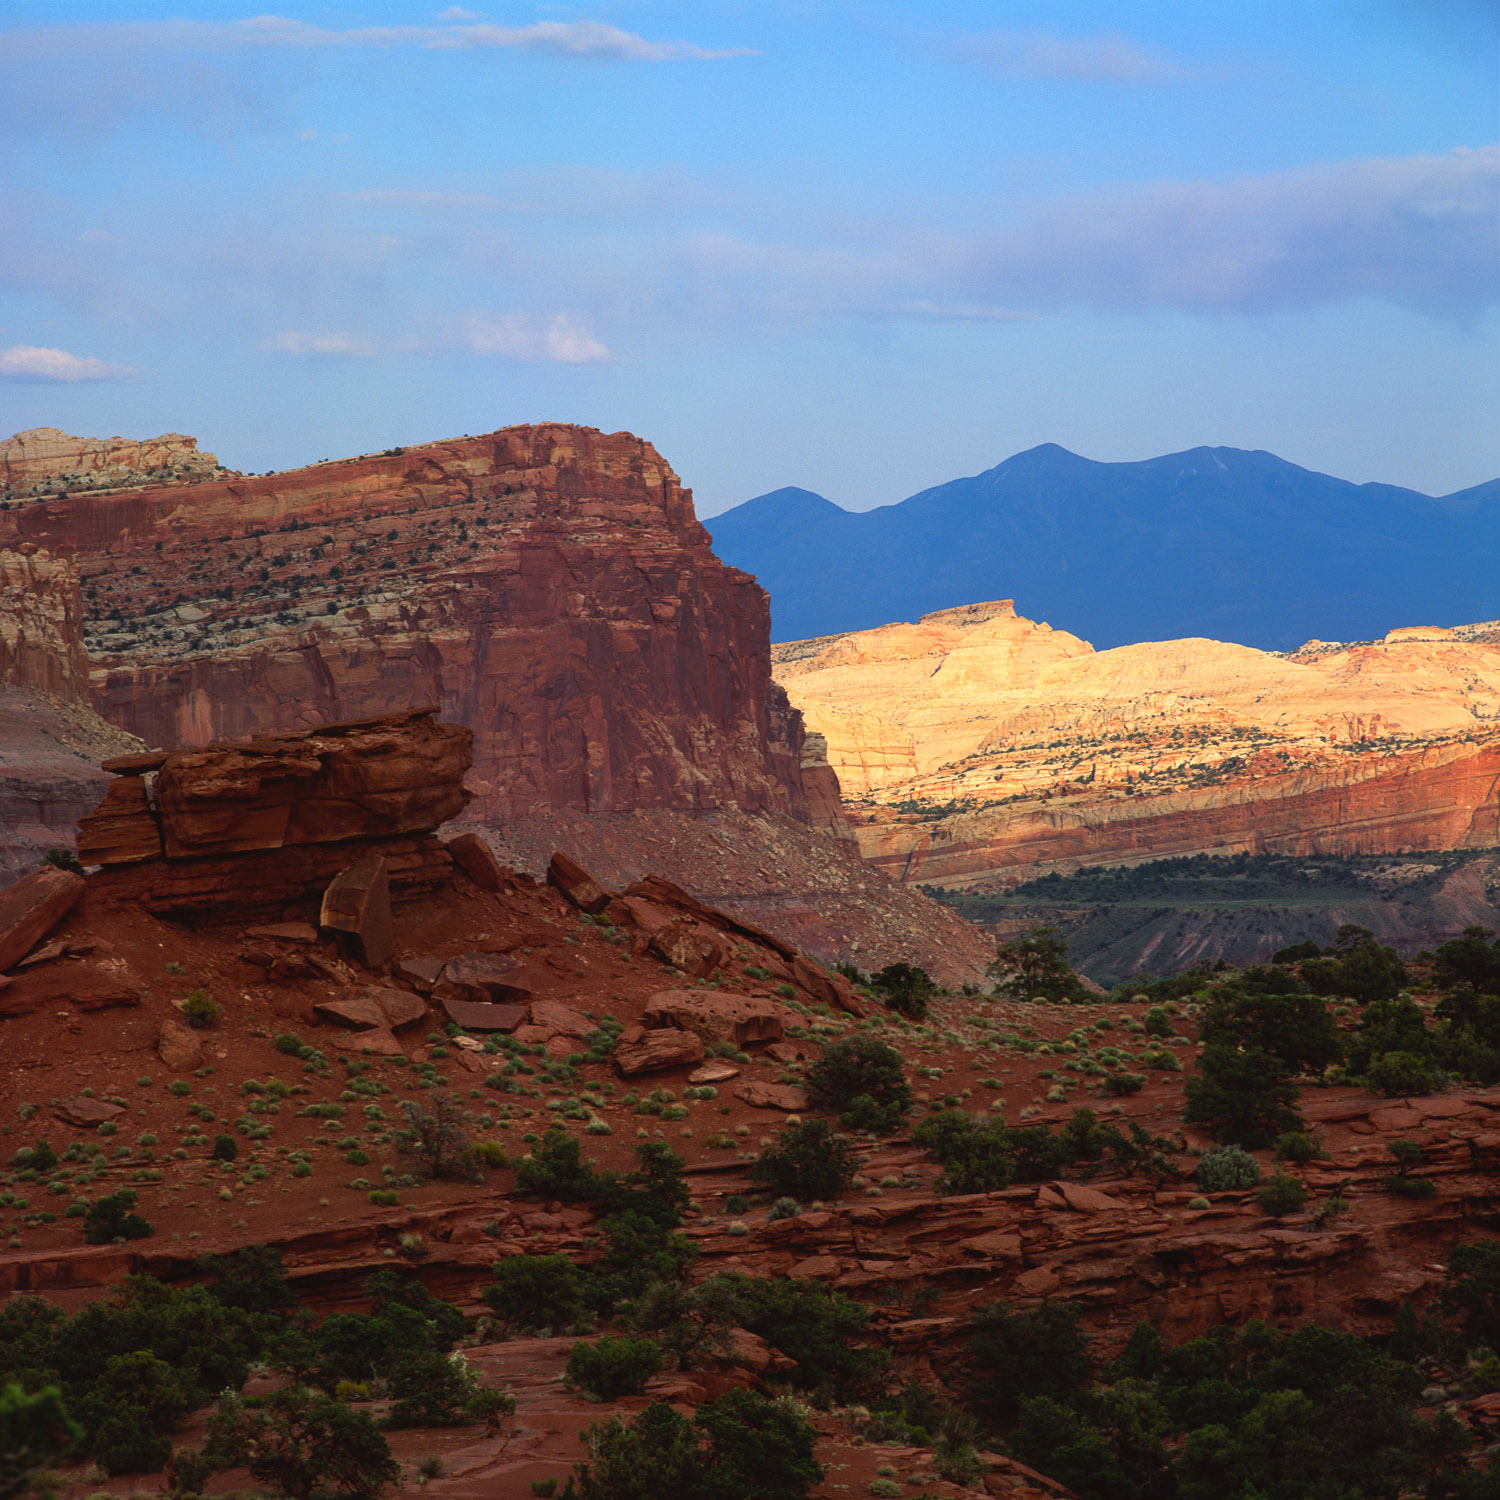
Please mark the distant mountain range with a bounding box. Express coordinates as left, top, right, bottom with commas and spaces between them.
706, 444, 1499, 650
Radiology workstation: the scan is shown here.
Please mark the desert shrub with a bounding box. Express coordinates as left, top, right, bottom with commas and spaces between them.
624, 1278, 739, 1370
1273, 1131, 1321, 1164
1102, 1071, 1146, 1096
748, 1120, 857, 1201
1143, 1005, 1172, 1037
83, 1189, 154, 1244
805, 1036, 912, 1133
566, 1336, 663, 1400
386, 1349, 513, 1428
16, 1139, 58, 1174
473, 1141, 508, 1168
1254, 1171, 1309, 1217
768, 1197, 800, 1220
483, 1254, 591, 1333
1367, 1050, 1445, 1097
210, 1134, 238, 1162
42, 846, 84, 874
180, 990, 221, 1029
1196, 1145, 1261, 1192
395, 1092, 480, 1181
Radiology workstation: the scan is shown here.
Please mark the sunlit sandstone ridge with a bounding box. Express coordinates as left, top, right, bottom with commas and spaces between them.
0, 424, 814, 826
0, 426, 232, 497
774, 601, 1500, 886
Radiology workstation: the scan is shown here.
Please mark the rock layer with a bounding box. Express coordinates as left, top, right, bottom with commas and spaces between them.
1, 424, 816, 828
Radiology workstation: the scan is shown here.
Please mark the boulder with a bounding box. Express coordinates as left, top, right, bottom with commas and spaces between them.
320, 855, 394, 968
0, 866, 85, 973
546, 851, 613, 915
643, 989, 787, 1046
614, 1028, 706, 1075
734, 1081, 808, 1111
54, 1096, 125, 1127
157, 1016, 204, 1072
528, 1000, 594, 1039
439, 997, 527, 1033
315, 985, 427, 1031
688, 1061, 742, 1084
395, 955, 446, 992
435, 951, 529, 1002
648, 919, 728, 979
332, 1026, 405, 1056
446, 832, 509, 892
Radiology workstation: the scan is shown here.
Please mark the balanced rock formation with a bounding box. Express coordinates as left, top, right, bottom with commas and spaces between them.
1, 423, 817, 828
0, 427, 230, 499
776, 600, 1500, 886
77, 709, 472, 924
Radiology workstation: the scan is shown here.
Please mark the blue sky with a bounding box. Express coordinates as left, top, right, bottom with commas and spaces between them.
1, 1, 1495, 514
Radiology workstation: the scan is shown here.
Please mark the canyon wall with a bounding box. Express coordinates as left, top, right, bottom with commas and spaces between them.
0, 424, 816, 828
776, 601, 1500, 887
0, 544, 143, 883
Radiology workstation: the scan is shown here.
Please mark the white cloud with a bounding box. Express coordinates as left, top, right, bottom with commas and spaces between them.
937, 27, 1193, 82
263, 330, 376, 355
460, 312, 612, 362
0, 344, 134, 381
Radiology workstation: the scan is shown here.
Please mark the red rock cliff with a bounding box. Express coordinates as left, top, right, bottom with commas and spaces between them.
0, 425, 814, 825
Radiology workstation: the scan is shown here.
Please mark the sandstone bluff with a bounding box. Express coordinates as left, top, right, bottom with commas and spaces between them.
0, 424, 815, 827
775, 600, 1500, 888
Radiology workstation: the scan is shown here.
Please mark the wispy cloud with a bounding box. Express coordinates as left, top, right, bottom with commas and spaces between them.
0, 345, 134, 382
895, 301, 1043, 323
934, 27, 1195, 83
262, 330, 376, 355
458, 311, 612, 363
9, 15, 757, 63
963, 145, 1500, 315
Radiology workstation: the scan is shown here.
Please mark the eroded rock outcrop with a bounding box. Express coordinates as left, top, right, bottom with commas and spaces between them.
0, 427, 230, 498
76, 710, 471, 924
1, 424, 817, 828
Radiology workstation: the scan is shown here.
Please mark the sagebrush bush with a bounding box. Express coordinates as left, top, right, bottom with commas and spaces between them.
1196, 1144, 1261, 1192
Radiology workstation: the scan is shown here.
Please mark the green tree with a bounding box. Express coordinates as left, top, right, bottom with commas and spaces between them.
804, 1035, 912, 1133
868, 963, 937, 1021
748, 1120, 858, 1201
0, 1384, 80, 1500
986, 927, 1093, 1003
566, 1337, 664, 1400
203, 1388, 399, 1500
483, 1254, 592, 1333
966, 1301, 1093, 1427
1182, 1044, 1304, 1148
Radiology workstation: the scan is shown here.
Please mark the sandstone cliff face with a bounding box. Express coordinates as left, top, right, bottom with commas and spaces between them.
775, 601, 1500, 886
0, 545, 88, 701
0, 545, 142, 883
1, 425, 815, 827
0, 426, 230, 498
